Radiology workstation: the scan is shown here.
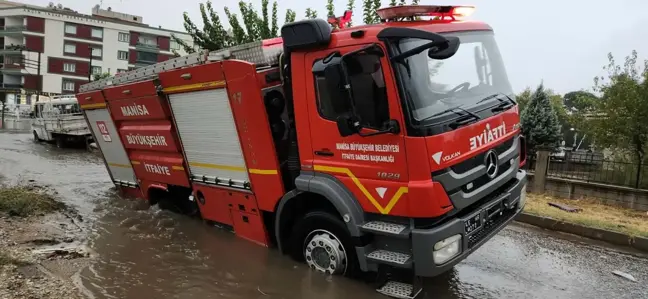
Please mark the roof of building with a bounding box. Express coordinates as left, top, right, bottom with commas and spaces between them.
0, 1, 189, 36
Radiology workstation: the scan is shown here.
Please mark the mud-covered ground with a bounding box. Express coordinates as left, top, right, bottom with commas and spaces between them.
0, 197, 89, 299
1, 130, 647, 299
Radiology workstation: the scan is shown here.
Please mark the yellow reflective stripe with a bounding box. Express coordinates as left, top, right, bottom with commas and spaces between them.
313, 165, 408, 215
80, 103, 106, 109
249, 168, 278, 175
130, 161, 140, 165
172, 166, 185, 171
162, 80, 226, 93
189, 162, 276, 175
108, 162, 131, 168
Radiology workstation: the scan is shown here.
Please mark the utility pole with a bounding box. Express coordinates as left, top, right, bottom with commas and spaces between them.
36, 51, 41, 102
88, 46, 93, 82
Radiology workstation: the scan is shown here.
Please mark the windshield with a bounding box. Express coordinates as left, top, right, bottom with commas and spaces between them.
396, 30, 513, 122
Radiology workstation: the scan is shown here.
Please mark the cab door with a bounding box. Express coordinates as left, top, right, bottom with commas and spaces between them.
304, 45, 410, 216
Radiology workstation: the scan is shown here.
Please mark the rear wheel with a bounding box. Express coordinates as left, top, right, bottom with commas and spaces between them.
289, 211, 359, 277
33, 131, 41, 142
55, 137, 65, 148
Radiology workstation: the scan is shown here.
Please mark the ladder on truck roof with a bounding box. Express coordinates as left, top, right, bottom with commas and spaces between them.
79, 39, 284, 93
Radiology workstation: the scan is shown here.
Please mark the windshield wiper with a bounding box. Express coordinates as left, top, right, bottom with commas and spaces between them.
476, 93, 516, 105
422, 106, 481, 123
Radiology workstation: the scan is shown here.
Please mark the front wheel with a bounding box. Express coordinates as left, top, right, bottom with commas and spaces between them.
289, 211, 359, 277
33, 131, 41, 142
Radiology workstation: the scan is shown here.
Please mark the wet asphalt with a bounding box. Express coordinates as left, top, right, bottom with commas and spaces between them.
1, 131, 646, 299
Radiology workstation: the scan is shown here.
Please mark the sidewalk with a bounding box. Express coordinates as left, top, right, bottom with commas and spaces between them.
517, 193, 648, 252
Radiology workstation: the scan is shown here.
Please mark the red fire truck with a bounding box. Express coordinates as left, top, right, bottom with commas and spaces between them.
77, 5, 527, 298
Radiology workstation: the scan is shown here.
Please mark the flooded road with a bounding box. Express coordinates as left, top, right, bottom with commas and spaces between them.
1, 131, 647, 299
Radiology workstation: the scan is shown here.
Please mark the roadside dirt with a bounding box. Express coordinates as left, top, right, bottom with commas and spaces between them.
0, 183, 92, 299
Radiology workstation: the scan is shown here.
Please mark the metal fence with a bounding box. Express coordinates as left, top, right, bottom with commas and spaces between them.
526, 151, 648, 189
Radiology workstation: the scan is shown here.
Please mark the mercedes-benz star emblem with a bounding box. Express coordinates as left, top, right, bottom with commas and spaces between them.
484, 150, 499, 179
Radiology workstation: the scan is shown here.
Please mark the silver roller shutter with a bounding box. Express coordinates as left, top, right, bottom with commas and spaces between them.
85, 109, 137, 185
168, 88, 249, 183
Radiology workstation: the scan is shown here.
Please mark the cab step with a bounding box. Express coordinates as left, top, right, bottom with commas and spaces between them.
376, 281, 421, 299
361, 221, 410, 238
367, 249, 412, 268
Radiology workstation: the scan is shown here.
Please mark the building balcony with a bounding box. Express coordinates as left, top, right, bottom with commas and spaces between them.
0, 25, 26, 36
0, 45, 25, 54
0, 83, 24, 92
134, 42, 159, 53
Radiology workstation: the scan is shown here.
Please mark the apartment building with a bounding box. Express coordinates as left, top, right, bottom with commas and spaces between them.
0, 2, 194, 105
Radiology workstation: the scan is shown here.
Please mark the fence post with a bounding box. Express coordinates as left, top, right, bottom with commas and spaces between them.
635, 160, 642, 189
534, 150, 551, 193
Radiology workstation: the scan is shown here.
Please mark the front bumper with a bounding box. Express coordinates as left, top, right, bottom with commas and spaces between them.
411, 169, 527, 277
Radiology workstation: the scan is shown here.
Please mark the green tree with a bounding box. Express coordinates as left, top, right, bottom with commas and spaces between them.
586, 50, 648, 164
346, 0, 356, 26
305, 8, 318, 19
172, 0, 285, 55
372, 0, 382, 23
363, 0, 374, 24
93, 72, 111, 81
563, 90, 598, 112
515, 87, 533, 112
285, 9, 296, 23
520, 84, 562, 151
326, 0, 335, 17
389, 0, 397, 6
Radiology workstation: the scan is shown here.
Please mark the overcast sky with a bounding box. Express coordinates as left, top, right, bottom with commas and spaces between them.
21, 0, 648, 94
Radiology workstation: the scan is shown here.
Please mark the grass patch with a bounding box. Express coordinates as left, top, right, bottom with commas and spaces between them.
524, 193, 648, 238
0, 251, 30, 267
0, 185, 65, 217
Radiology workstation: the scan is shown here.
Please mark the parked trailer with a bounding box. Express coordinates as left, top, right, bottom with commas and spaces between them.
77, 5, 528, 298
31, 95, 93, 148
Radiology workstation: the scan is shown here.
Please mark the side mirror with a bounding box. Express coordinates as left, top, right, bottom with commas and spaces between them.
336, 115, 361, 137
428, 36, 460, 60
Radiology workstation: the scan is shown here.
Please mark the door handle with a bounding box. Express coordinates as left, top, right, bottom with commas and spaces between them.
314, 150, 334, 157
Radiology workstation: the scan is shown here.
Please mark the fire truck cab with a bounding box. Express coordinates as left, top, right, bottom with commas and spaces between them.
78, 5, 527, 298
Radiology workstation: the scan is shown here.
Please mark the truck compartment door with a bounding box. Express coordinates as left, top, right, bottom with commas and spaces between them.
85, 108, 137, 187
167, 87, 250, 187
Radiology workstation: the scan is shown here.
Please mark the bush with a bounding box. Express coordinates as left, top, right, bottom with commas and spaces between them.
0, 186, 65, 217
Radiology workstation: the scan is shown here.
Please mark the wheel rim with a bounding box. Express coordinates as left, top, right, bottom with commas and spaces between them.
303, 229, 347, 275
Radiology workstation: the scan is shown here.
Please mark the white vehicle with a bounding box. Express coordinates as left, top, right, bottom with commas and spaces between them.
31, 95, 93, 148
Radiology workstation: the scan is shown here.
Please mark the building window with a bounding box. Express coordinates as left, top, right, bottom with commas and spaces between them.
64, 43, 76, 54
62, 81, 75, 92
91, 48, 102, 57
64, 24, 76, 35
138, 35, 157, 46
170, 40, 181, 50
91, 28, 103, 39
136, 51, 157, 62
63, 63, 76, 73
118, 32, 129, 42
117, 50, 128, 60
91, 66, 102, 74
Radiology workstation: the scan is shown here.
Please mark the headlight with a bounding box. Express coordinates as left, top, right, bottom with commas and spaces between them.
433, 234, 462, 265
518, 184, 527, 208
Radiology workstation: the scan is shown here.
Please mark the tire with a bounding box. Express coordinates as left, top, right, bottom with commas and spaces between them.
55, 136, 65, 148
289, 211, 360, 277
33, 131, 41, 142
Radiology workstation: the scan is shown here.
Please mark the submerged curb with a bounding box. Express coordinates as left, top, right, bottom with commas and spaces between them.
515, 213, 648, 253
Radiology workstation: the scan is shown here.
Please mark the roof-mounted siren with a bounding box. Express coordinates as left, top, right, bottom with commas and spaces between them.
376, 5, 475, 22
281, 18, 332, 51
327, 10, 353, 29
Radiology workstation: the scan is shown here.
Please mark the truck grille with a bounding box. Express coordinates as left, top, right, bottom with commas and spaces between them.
451, 137, 516, 174
461, 162, 512, 193
467, 207, 516, 248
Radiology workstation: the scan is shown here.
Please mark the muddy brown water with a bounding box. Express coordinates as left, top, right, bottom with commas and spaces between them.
1, 131, 647, 299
